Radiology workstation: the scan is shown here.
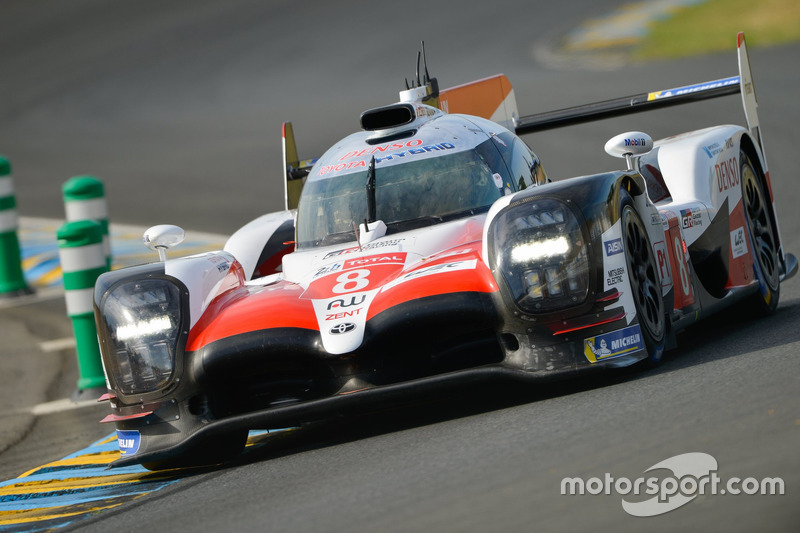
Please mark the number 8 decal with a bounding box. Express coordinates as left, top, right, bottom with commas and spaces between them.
674, 236, 690, 296
332, 269, 371, 294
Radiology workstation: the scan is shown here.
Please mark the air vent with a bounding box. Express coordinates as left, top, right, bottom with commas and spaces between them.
360, 104, 415, 131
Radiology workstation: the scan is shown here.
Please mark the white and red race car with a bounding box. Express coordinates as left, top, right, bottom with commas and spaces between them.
94, 35, 796, 469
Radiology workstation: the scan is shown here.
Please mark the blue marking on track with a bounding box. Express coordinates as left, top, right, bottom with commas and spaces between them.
0, 429, 290, 531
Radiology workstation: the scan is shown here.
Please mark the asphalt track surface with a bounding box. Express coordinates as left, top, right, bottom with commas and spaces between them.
1, 1, 798, 531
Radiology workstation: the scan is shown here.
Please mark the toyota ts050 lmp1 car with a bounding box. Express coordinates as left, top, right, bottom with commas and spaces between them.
94, 35, 796, 469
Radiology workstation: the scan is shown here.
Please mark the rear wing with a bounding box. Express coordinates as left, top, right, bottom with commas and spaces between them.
281, 33, 763, 208
517, 32, 759, 138
518, 33, 763, 167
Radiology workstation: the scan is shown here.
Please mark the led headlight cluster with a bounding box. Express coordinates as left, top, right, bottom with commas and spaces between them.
99, 279, 184, 395
490, 198, 589, 313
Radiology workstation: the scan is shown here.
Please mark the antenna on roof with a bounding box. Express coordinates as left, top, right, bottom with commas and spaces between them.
421, 41, 430, 84
416, 51, 423, 87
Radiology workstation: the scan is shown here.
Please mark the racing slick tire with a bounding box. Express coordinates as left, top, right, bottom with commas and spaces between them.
740, 150, 780, 315
142, 429, 249, 471
620, 194, 666, 363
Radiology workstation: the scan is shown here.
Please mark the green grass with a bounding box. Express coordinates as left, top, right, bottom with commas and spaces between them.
634, 0, 800, 59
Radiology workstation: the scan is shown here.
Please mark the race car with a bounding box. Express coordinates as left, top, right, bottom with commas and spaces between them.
94, 35, 796, 470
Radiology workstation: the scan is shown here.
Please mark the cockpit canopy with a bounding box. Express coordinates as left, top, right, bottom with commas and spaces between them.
295, 114, 545, 249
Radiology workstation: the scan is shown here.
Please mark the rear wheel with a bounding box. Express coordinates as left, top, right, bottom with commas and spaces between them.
621, 199, 666, 363
741, 150, 780, 314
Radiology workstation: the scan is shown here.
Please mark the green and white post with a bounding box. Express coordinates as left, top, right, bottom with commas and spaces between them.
57, 220, 108, 391
62, 175, 111, 269
0, 155, 31, 298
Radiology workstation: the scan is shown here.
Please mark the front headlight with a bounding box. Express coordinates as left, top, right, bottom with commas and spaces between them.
98, 278, 184, 395
490, 197, 589, 313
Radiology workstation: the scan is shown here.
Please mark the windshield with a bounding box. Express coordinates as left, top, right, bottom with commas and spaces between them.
296, 140, 506, 248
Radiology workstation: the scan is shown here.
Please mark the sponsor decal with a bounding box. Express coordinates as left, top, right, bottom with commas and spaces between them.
647, 76, 739, 101
584, 324, 644, 363
329, 323, 356, 335
650, 212, 662, 226
117, 430, 141, 455
319, 143, 456, 175
624, 137, 648, 148
607, 267, 624, 286
680, 208, 702, 229
731, 227, 748, 258
653, 240, 673, 288
374, 143, 455, 164
604, 238, 623, 256
338, 139, 423, 161
327, 294, 367, 310
326, 308, 363, 321
381, 259, 478, 292
323, 239, 406, 260
716, 156, 740, 192
313, 262, 343, 279
344, 253, 406, 269
702, 142, 723, 159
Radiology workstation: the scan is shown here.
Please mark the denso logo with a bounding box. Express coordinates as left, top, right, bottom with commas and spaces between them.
338, 140, 424, 161
605, 238, 623, 256
716, 157, 740, 192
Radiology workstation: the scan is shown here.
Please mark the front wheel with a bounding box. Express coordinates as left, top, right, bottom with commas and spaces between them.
621, 199, 666, 363
741, 150, 780, 315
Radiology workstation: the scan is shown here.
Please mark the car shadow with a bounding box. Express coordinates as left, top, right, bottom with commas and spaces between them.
208, 297, 800, 471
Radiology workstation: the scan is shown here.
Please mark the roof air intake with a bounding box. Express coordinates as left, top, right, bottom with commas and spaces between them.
361, 104, 415, 131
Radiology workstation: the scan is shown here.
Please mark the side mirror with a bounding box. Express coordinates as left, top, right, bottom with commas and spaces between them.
143, 225, 185, 262
604, 131, 653, 170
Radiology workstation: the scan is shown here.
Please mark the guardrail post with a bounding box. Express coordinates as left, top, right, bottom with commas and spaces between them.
57, 220, 108, 391
0, 155, 32, 298
62, 175, 111, 269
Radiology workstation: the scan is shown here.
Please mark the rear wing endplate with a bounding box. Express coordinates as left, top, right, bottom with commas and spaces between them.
282, 122, 316, 211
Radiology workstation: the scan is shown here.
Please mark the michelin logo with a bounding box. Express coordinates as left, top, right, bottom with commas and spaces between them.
584, 325, 645, 363
117, 430, 141, 455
